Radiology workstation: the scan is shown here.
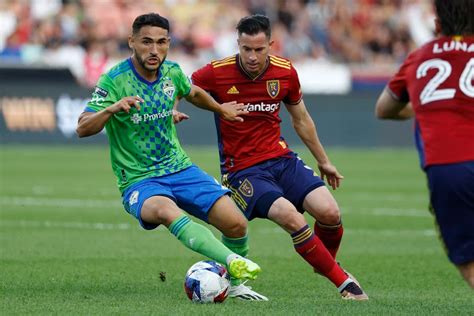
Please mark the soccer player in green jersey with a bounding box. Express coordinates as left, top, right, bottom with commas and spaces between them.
76, 13, 267, 298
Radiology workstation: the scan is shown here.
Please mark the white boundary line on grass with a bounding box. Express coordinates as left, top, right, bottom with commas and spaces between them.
0, 219, 131, 230
0, 196, 431, 217
0, 219, 436, 236
341, 207, 431, 217
343, 192, 427, 202
0, 196, 121, 208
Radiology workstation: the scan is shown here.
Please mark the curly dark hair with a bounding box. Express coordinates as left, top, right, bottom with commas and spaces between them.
435, 0, 474, 35
132, 13, 169, 35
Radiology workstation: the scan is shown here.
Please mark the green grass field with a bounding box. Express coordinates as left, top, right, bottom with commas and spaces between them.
0, 145, 472, 315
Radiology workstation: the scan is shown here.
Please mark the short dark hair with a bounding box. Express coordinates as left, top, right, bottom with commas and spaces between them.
236, 14, 271, 39
435, 0, 474, 36
132, 13, 170, 35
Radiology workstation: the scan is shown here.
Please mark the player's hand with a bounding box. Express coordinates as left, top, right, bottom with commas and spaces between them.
318, 163, 344, 190
220, 101, 249, 122
106, 96, 144, 114
173, 110, 190, 124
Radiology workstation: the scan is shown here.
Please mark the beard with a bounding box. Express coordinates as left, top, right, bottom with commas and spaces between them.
133, 49, 166, 72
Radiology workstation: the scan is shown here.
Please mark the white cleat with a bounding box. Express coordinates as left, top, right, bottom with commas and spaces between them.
228, 281, 269, 301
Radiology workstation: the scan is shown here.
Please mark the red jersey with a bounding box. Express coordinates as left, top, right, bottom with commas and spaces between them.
192, 54, 302, 173
388, 36, 474, 167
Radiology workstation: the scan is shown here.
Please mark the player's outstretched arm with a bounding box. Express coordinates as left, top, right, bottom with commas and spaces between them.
172, 98, 190, 124
285, 100, 343, 190
375, 88, 414, 120
185, 85, 248, 122
76, 96, 143, 137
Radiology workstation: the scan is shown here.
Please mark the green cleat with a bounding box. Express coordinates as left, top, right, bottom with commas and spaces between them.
228, 257, 261, 280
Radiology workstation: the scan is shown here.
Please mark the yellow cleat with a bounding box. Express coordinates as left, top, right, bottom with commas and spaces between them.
228, 257, 261, 280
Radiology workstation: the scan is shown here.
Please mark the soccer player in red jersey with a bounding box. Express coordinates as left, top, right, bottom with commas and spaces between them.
188, 14, 368, 300
376, 0, 474, 288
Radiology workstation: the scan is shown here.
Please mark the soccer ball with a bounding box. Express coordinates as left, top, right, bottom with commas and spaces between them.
184, 260, 230, 303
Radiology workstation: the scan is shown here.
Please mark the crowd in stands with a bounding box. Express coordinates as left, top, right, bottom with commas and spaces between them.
0, 0, 434, 88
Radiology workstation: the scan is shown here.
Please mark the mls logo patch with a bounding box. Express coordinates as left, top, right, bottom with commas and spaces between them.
266, 80, 280, 98
162, 79, 175, 100
94, 86, 109, 98
129, 190, 139, 206
238, 179, 253, 197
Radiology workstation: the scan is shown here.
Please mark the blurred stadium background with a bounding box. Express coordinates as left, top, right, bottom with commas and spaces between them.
0, 0, 435, 146
3, 1, 473, 314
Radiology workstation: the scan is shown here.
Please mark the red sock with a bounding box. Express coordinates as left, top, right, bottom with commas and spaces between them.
292, 225, 348, 287
314, 221, 343, 258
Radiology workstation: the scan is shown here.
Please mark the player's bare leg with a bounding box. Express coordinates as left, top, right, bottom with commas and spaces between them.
268, 197, 368, 300
302, 186, 366, 296
141, 196, 260, 280
208, 195, 248, 238
457, 262, 474, 289
208, 196, 268, 300
304, 186, 343, 258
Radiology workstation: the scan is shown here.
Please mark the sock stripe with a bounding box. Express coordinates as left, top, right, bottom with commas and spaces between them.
316, 220, 342, 230
222, 235, 248, 245
292, 226, 313, 246
169, 215, 191, 236
291, 224, 310, 237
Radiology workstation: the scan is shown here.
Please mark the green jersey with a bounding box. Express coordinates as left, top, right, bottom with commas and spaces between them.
86, 58, 193, 193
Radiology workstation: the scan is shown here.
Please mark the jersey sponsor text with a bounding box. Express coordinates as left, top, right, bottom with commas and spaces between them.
244, 102, 279, 112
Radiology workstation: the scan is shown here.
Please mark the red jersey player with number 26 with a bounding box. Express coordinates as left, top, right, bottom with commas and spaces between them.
191, 14, 368, 300
376, 0, 474, 289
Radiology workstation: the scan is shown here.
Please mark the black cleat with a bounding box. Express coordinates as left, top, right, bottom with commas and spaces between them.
340, 282, 369, 301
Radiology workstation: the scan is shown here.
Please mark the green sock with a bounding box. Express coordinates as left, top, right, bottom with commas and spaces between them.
222, 234, 249, 257
168, 215, 233, 265
222, 234, 249, 286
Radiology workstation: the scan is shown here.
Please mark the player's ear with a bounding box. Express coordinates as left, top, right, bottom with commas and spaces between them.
269, 39, 274, 50
128, 35, 134, 49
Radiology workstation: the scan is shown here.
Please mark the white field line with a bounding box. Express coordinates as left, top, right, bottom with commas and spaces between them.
254, 226, 436, 236
0, 219, 131, 230
369, 208, 430, 217
346, 228, 435, 236
341, 207, 431, 218
0, 196, 431, 217
0, 219, 435, 236
0, 196, 121, 208
342, 192, 427, 202
30, 185, 117, 196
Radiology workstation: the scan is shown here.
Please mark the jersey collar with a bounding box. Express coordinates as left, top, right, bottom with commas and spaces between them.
236, 54, 269, 81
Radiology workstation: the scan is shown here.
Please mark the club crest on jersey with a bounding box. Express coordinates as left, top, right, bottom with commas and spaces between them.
266, 80, 280, 98
162, 79, 175, 100
238, 179, 253, 197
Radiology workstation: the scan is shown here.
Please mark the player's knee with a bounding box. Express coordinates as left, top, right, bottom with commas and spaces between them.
317, 202, 341, 225
281, 211, 307, 233
145, 208, 174, 226
224, 218, 248, 237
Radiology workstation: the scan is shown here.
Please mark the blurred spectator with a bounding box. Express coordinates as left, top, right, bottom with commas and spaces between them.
0, 1, 19, 52
0, 0, 434, 88
81, 39, 108, 87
